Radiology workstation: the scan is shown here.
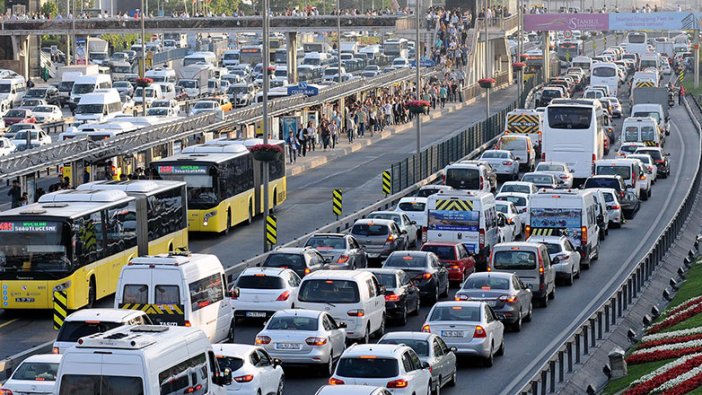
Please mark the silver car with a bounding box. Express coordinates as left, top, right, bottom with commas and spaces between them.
350, 218, 408, 261
527, 235, 581, 285
422, 301, 505, 366
521, 172, 559, 189
304, 233, 368, 270
599, 188, 624, 228
534, 161, 574, 188
255, 309, 347, 376
479, 150, 520, 180
378, 332, 457, 393
367, 211, 418, 247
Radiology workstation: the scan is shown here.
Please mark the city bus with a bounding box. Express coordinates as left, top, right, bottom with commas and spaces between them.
590, 62, 619, 96
0, 189, 146, 310
383, 38, 409, 59
149, 139, 287, 234
542, 99, 604, 181
240, 45, 263, 66
625, 32, 649, 57
557, 41, 582, 63
76, 180, 189, 255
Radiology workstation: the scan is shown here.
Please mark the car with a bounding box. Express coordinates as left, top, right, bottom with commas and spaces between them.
478, 149, 520, 180
0, 136, 16, 156
598, 188, 625, 228
362, 65, 382, 78
3, 109, 36, 126
661, 63, 673, 75
18, 98, 47, 110
520, 172, 559, 189
420, 241, 476, 286
527, 235, 582, 284
4, 122, 41, 140
495, 200, 523, 238
351, 218, 409, 261
629, 153, 658, 184
534, 161, 574, 188
25, 86, 60, 105
415, 185, 453, 198
11, 129, 51, 151
617, 142, 646, 158
304, 233, 368, 271
31, 105, 63, 124
190, 100, 220, 116
591, 188, 610, 239
261, 247, 328, 279
496, 212, 516, 243
378, 332, 457, 394
443, 160, 497, 193
150, 99, 180, 112
635, 147, 670, 178
498, 181, 538, 195
316, 385, 392, 395
360, 268, 421, 324
230, 267, 301, 321
394, 197, 427, 229
113, 80, 134, 97
329, 344, 432, 394
421, 301, 505, 366
382, 251, 449, 304
367, 211, 419, 248
146, 107, 178, 117
602, 96, 622, 117
583, 175, 640, 219
495, 192, 530, 225
204, 95, 233, 112
212, 344, 285, 395
454, 272, 533, 331
255, 309, 347, 376
0, 354, 61, 394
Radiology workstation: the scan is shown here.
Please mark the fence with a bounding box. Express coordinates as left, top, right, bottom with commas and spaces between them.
513, 97, 702, 394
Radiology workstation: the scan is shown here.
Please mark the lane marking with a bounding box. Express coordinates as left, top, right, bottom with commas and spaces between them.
503, 112, 691, 393
0, 318, 18, 330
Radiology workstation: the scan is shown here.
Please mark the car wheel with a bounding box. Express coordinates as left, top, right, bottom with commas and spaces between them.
648, 188, 652, 198
277, 375, 285, 395
592, 244, 600, 261
484, 344, 495, 367
433, 379, 441, 395
399, 303, 408, 326
428, 285, 439, 304
321, 350, 334, 377
549, 285, 556, 300
227, 320, 236, 343
496, 339, 505, 356
441, 279, 449, 297
361, 326, 370, 344
447, 370, 458, 387
222, 211, 231, 235
374, 316, 386, 339
641, 190, 649, 201
524, 303, 533, 322
566, 270, 574, 286
87, 277, 96, 308
599, 229, 605, 241
540, 294, 549, 308
411, 296, 421, 316
511, 310, 523, 332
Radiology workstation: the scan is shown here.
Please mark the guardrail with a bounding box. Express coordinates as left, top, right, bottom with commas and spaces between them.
513, 97, 702, 394
152, 47, 190, 65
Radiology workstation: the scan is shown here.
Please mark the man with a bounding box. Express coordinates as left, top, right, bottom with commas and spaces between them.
8, 180, 21, 208
679, 85, 686, 105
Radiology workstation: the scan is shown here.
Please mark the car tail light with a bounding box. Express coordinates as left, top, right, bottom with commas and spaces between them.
473, 325, 487, 338
525, 225, 531, 238
611, 204, 621, 210
450, 264, 460, 269
185, 384, 204, 393
255, 336, 271, 345
329, 377, 345, 385
386, 234, 397, 243
0, 390, 13, 395
503, 161, 513, 166
559, 174, 569, 179
184, 320, 192, 327
422, 226, 428, 243
385, 293, 400, 302
498, 295, 518, 303
479, 229, 485, 249
542, 152, 546, 160
455, 294, 470, 301
347, 309, 365, 317
387, 379, 409, 388
304, 268, 311, 275
442, 174, 446, 184
421, 324, 431, 333
639, 174, 646, 180
592, 153, 597, 163
305, 337, 328, 346
276, 290, 291, 301
581, 226, 588, 245
619, 191, 625, 199
233, 375, 254, 383
422, 272, 433, 280
336, 255, 350, 264
655, 159, 665, 164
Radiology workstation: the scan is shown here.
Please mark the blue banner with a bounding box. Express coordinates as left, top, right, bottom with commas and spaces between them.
428, 210, 479, 232
609, 12, 701, 31
530, 208, 582, 229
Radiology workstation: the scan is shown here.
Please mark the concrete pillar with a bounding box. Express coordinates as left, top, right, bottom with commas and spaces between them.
287, 32, 298, 84
542, 31, 550, 82
21, 36, 30, 81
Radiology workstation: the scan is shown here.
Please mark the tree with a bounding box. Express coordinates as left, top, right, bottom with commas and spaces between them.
207, 0, 241, 15
41, 1, 58, 18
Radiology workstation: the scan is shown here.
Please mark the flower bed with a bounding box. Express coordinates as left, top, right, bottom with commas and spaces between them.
512, 62, 526, 72
135, 77, 153, 88
641, 326, 702, 343
636, 333, 702, 350
478, 77, 496, 89
647, 299, 702, 334
405, 100, 431, 114
248, 143, 283, 162
624, 353, 702, 395
627, 338, 702, 364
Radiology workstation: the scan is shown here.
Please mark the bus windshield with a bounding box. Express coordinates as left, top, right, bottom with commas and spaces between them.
547, 107, 592, 129
592, 67, 616, 77
153, 164, 218, 209
0, 221, 72, 275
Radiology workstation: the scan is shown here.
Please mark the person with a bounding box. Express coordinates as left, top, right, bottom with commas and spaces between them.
285, 131, 299, 163
320, 120, 331, 149
8, 180, 21, 208
104, 161, 114, 180
306, 120, 317, 152
679, 85, 686, 105
19, 192, 29, 206
345, 110, 356, 143
62, 177, 71, 189
297, 126, 308, 157
35, 187, 45, 202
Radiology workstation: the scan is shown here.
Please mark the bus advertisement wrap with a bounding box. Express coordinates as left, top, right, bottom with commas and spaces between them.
428, 210, 479, 232
530, 208, 582, 228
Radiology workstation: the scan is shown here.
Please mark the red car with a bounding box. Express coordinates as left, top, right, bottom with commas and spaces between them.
3, 109, 36, 126
420, 241, 476, 286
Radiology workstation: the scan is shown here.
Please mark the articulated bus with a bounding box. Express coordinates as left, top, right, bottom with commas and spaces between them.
150, 139, 287, 234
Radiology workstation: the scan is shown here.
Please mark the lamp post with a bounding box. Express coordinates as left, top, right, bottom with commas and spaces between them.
517, 0, 522, 105
484, 0, 490, 119
337, 0, 341, 84
140, 0, 146, 116
415, 0, 421, 155
262, 0, 271, 252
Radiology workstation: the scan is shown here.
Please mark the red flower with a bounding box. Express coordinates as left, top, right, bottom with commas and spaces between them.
405, 100, 431, 107
135, 77, 153, 87
666, 296, 702, 317
248, 144, 283, 153
661, 371, 702, 395
648, 303, 702, 334
478, 78, 496, 84
636, 334, 702, 350
512, 62, 526, 68
626, 346, 702, 364
624, 355, 702, 394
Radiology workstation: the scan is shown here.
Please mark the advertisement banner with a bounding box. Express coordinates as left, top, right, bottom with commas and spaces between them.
280, 116, 299, 143
609, 12, 701, 31
530, 208, 582, 228
428, 210, 479, 232
523, 13, 609, 31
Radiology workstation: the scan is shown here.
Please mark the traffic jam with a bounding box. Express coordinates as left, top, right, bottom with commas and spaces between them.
0, 29, 686, 395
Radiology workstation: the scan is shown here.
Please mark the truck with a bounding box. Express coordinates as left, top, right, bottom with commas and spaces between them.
655, 41, 675, 57
57, 64, 99, 80
632, 87, 670, 134
505, 109, 543, 155
177, 63, 214, 98
87, 37, 110, 66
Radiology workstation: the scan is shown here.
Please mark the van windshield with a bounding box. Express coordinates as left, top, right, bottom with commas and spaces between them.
597, 165, 631, 180
56, 321, 124, 342
445, 168, 479, 189
58, 375, 144, 395
72, 84, 95, 95
75, 104, 104, 114
493, 250, 537, 270
298, 279, 360, 303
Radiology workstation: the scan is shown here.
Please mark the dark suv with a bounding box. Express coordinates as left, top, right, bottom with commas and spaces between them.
25, 86, 60, 106
583, 175, 640, 219
635, 147, 670, 178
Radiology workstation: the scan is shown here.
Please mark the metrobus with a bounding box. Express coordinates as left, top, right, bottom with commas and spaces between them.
625, 32, 649, 56
590, 62, 619, 96
240, 45, 263, 66
542, 99, 604, 180
149, 139, 287, 234
383, 38, 409, 59
557, 41, 582, 63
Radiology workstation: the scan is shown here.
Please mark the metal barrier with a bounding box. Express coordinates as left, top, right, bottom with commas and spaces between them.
513, 97, 702, 394
42, 121, 66, 135
152, 47, 190, 65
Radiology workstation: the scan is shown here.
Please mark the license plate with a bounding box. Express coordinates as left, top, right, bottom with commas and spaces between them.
15, 297, 35, 303
441, 330, 464, 337
275, 343, 301, 350
246, 311, 267, 318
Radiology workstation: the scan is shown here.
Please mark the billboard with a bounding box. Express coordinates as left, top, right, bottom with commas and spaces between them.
524, 12, 702, 31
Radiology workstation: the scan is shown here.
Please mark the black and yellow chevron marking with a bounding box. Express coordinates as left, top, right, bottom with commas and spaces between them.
530, 228, 561, 236
507, 114, 540, 134
635, 81, 655, 88
120, 303, 185, 315
679, 71, 685, 82
333, 189, 343, 216
53, 290, 68, 331
435, 199, 474, 211
266, 215, 277, 245
382, 171, 392, 195
644, 141, 658, 147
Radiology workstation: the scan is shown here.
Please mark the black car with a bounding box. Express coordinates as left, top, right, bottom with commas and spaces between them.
583, 175, 640, 218
261, 247, 328, 279
382, 251, 449, 304
635, 148, 671, 178
25, 86, 60, 106
362, 268, 420, 325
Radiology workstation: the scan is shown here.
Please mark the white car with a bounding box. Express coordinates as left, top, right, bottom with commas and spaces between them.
146, 107, 179, 117
0, 354, 61, 394
498, 181, 538, 195
479, 150, 520, 180
534, 161, 574, 188
255, 309, 347, 376
415, 185, 453, 198
599, 188, 625, 228
11, 129, 51, 151
617, 142, 646, 158
495, 192, 530, 225
527, 235, 581, 285
495, 200, 523, 238
31, 105, 63, 124
421, 301, 505, 366
231, 267, 301, 321
329, 344, 432, 394
392, 57, 410, 69
0, 136, 16, 156
190, 100, 219, 116
661, 63, 673, 75
628, 153, 658, 184
316, 385, 392, 395
212, 344, 285, 395
151, 99, 180, 112
395, 197, 428, 228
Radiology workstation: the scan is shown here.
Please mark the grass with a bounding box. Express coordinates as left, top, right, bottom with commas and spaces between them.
603, 359, 672, 395
682, 76, 702, 100
658, 262, 702, 320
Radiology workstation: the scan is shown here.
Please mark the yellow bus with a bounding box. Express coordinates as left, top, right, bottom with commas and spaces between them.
76, 180, 189, 255
150, 139, 287, 234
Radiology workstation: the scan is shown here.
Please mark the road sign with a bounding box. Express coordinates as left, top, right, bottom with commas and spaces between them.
382, 171, 392, 195
265, 215, 277, 245
679, 70, 685, 83
333, 189, 343, 217
604, 36, 607, 46
53, 290, 68, 331
564, 30, 573, 39
287, 82, 319, 96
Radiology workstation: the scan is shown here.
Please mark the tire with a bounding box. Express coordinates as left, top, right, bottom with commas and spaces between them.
592, 244, 600, 261
524, 303, 533, 322
511, 310, 523, 332
599, 229, 605, 241
87, 277, 96, 308
398, 303, 408, 326
227, 320, 236, 343
428, 285, 439, 304
447, 370, 457, 387
549, 285, 556, 300
410, 296, 421, 316
641, 190, 649, 201
539, 294, 548, 308
496, 339, 505, 356
246, 203, 253, 225
223, 211, 231, 235
361, 326, 370, 344
566, 270, 575, 286
321, 350, 334, 377
277, 375, 285, 395
440, 279, 449, 297
433, 379, 441, 395
484, 344, 494, 367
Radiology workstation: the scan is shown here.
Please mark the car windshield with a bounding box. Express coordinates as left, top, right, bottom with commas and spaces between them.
378, 339, 430, 356
56, 321, 124, 342
481, 151, 509, 159
336, 358, 399, 379
596, 166, 631, 180
266, 315, 318, 330
544, 243, 563, 255
26, 88, 47, 98
637, 149, 662, 160
298, 279, 360, 303
421, 245, 456, 260
398, 202, 425, 212
113, 82, 130, 88
72, 84, 95, 94
216, 356, 245, 373
493, 250, 537, 270
75, 104, 104, 114
384, 255, 427, 269
194, 102, 216, 109
263, 253, 306, 270
228, 86, 249, 95
429, 305, 481, 321
372, 273, 397, 289
621, 145, 642, 154
179, 80, 197, 88
12, 361, 59, 381
237, 275, 285, 289
463, 276, 510, 290
500, 184, 530, 194
305, 236, 346, 251
536, 164, 565, 172
352, 223, 389, 236
14, 131, 40, 140
633, 112, 660, 122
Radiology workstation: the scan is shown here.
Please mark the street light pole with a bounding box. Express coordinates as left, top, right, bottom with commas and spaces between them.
484, 0, 489, 119
140, 0, 146, 116
517, 0, 522, 106
415, 0, 421, 155
262, 0, 271, 252
337, 0, 341, 84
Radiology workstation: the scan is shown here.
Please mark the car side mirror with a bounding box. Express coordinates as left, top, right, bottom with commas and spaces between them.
338, 322, 348, 329
401, 230, 408, 235
665, 153, 671, 157
421, 361, 431, 369
229, 287, 240, 298
450, 347, 458, 352
410, 221, 417, 225
273, 358, 282, 367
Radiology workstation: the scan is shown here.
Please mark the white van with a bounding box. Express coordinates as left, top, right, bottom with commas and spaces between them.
145, 67, 177, 83
496, 134, 536, 171
53, 308, 152, 354
221, 49, 240, 67
621, 117, 662, 147
74, 89, 123, 123
295, 270, 386, 343
69, 74, 112, 110
183, 51, 218, 67
0, 77, 27, 108
526, 189, 600, 268
154, 82, 177, 100
424, 190, 499, 271
134, 84, 164, 107
631, 103, 669, 136
594, 158, 645, 198
55, 325, 232, 394
114, 253, 234, 343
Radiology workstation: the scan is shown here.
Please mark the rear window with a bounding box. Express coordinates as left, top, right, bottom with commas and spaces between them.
305, 236, 346, 250
416, 188, 442, 198
263, 253, 306, 269
237, 275, 285, 289
621, 145, 641, 154
373, 273, 397, 289
266, 315, 319, 331
216, 356, 245, 373
624, 127, 639, 142
633, 111, 660, 122
536, 164, 565, 172
398, 202, 426, 212
12, 361, 59, 381
603, 193, 615, 202
429, 305, 481, 321
298, 279, 360, 303
445, 168, 479, 189
336, 358, 399, 379
499, 138, 526, 151
522, 174, 553, 184
352, 223, 390, 236
57, 321, 124, 342
384, 255, 427, 269
596, 165, 631, 180
421, 245, 456, 260
500, 184, 530, 194
641, 127, 656, 141
58, 375, 143, 395
122, 284, 148, 304
544, 243, 563, 255
493, 250, 537, 270
637, 149, 662, 160
498, 196, 527, 206
547, 106, 592, 129
378, 339, 429, 356
482, 151, 509, 159
584, 178, 621, 190
463, 276, 510, 290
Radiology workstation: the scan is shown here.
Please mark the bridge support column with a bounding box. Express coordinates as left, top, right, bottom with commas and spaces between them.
11, 35, 30, 79
287, 32, 298, 84
695, 29, 699, 89
542, 31, 551, 82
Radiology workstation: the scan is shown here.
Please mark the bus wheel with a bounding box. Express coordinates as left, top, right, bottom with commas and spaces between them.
87, 277, 96, 308
168, 243, 174, 254
271, 190, 278, 213
247, 203, 253, 225
223, 211, 231, 235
